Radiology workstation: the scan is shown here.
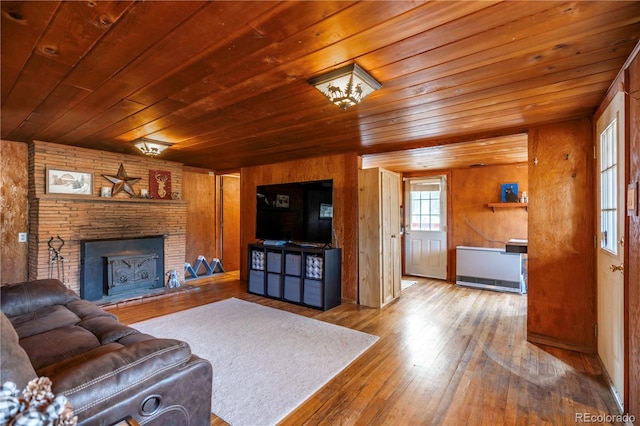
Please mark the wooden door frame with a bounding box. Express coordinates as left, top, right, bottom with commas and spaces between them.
594, 76, 631, 414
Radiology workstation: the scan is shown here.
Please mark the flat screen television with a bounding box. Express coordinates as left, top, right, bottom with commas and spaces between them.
256, 179, 333, 245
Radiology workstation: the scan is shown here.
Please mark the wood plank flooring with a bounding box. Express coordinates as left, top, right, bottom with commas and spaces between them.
105, 274, 620, 425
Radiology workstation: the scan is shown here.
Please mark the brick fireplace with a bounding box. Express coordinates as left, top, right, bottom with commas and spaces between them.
28, 141, 187, 298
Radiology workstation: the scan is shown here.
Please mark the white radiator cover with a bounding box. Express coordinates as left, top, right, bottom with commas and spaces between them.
456, 246, 525, 294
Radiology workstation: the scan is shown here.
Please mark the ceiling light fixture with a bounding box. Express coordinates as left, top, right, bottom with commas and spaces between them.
308, 63, 381, 110
132, 139, 173, 157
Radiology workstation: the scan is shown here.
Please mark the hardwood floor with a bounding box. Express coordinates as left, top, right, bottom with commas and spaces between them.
105, 274, 620, 425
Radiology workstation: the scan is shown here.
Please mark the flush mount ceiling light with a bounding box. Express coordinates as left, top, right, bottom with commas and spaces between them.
132, 139, 173, 157
308, 63, 381, 110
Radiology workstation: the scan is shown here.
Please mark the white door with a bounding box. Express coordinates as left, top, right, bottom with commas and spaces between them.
596, 90, 626, 410
404, 176, 447, 279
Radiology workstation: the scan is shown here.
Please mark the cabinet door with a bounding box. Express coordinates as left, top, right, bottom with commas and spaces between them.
358, 167, 401, 308
358, 168, 382, 308
381, 169, 401, 305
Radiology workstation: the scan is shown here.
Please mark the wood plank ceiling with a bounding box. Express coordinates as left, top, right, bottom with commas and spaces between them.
2, 1, 639, 172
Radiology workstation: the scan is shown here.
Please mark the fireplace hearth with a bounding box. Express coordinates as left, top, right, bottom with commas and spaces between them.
81, 236, 165, 303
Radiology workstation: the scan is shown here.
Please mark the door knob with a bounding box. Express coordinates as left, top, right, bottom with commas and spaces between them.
610, 264, 624, 273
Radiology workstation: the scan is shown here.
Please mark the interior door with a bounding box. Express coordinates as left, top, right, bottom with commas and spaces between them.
404, 176, 447, 279
596, 90, 626, 410
382, 169, 401, 304
220, 174, 241, 271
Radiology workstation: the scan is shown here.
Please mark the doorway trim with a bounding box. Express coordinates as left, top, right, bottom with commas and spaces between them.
595, 88, 628, 413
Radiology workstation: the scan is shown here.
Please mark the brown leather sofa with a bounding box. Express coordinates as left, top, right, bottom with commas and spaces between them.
0, 279, 212, 425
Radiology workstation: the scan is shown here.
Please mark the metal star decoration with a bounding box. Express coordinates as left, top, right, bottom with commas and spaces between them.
102, 163, 141, 196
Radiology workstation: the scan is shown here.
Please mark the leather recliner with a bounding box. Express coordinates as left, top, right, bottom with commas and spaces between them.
0, 279, 212, 425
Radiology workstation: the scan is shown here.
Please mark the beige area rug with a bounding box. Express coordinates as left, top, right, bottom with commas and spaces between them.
130, 298, 379, 426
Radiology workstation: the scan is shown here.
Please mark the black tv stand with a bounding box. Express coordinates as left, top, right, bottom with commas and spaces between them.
247, 243, 341, 310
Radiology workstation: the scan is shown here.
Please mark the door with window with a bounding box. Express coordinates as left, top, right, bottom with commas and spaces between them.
404, 176, 447, 279
596, 90, 626, 410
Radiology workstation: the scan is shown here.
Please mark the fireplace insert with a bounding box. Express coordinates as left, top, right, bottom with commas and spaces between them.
81, 236, 165, 302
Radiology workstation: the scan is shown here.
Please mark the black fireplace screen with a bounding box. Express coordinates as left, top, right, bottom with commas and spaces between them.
106, 252, 158, 296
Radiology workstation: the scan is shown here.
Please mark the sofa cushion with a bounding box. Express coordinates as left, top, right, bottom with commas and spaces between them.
116, 332, 156, 345
77, 316, 139, 344
0, 312, 37, 389
37, 342, 124, 378
65, 299, 116, 321
0, 279, 78, 317
20, 325, 101, 371
9, 305, 81, 339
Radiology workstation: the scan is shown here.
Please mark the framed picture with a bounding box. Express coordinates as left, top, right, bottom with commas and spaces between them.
319, 203, 333, 219
46, 168, 93, 195
501, 183, 519, 203
150, 170, 172, 199
276, 194, 289, 208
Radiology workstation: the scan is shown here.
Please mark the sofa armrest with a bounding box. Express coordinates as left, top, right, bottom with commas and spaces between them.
50, 338, 193, 416
0, 279, 78, 317
0, 312, 37, 389
72, 355, 213, 425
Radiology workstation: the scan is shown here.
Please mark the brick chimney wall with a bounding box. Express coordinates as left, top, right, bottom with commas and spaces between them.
28, 140, 187, 294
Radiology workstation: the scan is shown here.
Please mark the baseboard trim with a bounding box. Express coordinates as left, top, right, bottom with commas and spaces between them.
527, 332, 595, 354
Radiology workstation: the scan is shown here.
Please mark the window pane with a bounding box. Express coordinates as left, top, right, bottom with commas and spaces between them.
410, 183, 444, 231
599, 118, 617, 254
411, 215, 420, 229
421, 199, 430, 214
430, 199, 440, 214
431, 215, 440, 231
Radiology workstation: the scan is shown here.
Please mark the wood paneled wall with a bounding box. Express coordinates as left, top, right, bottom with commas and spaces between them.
240, 153, 360, 303
0, 140, 29, 284
450, 163, 528, 281
527, 118, 596, 353
28, 141, 187, 294
182, 166, 217, 266
626, 50, 639, 421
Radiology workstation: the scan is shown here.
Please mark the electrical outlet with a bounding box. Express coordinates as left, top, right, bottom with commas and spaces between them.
18, 232, 27, 242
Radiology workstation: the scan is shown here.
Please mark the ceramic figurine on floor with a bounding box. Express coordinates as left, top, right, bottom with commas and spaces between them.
166, 270, 180, 288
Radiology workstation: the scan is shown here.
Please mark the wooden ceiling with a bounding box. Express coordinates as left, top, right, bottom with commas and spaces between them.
362, 133, 528, 173
2, 1, 639, 173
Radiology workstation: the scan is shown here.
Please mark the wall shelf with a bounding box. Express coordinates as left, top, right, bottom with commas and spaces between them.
488, 202, 528, 212
34, 194, 188, 204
